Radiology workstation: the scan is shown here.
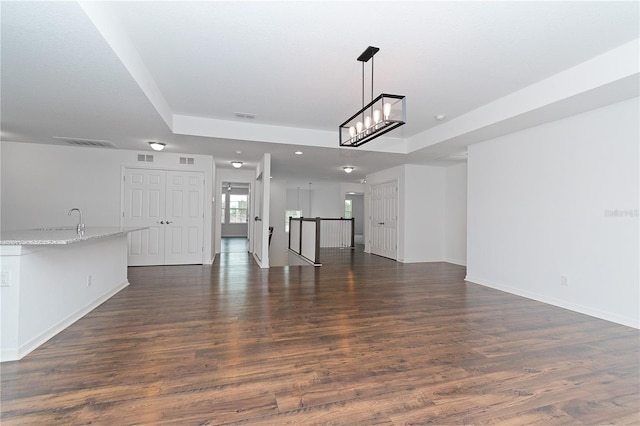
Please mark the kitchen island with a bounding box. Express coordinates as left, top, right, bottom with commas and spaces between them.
0, 227, 145, 362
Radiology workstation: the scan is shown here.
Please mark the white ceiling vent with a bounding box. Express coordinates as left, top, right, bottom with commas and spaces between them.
53, 136, 118, 148
234, 112, 256, 119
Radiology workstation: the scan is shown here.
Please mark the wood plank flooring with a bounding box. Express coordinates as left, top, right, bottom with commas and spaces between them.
2, 248, 639, 424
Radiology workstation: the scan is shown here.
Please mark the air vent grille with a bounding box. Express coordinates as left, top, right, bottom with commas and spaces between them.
234, 112, 256, 119
137, 154, 154, 162
53, 137, 118, 148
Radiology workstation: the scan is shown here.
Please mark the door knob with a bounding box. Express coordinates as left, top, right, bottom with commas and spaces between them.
159, 221, 165, 224
166, 221, 172, 224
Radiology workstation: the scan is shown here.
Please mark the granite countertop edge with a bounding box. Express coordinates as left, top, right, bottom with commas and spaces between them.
0, 227, 148, 246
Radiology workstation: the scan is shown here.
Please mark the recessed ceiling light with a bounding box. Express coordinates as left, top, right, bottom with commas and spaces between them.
343, 166, 354, 173
435, 114, 447, 121
294, 151, 303, 155
231, 161, 243, 168
235, 150, 242, 154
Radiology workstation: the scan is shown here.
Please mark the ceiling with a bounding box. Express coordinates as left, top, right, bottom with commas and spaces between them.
1, 1, 638, 183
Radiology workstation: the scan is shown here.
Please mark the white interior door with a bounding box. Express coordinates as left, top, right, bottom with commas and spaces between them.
123, 168, 204, 266
253, 174, 264, 262
164, 171, 205, 265
123, 168, 166, 266
370, 180, 398, 260
251, 153, 270, 268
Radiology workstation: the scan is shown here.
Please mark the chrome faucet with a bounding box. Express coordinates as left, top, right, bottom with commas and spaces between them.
68, 208, 85, 233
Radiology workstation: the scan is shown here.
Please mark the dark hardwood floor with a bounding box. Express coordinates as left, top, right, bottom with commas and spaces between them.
2, 248, 639, 424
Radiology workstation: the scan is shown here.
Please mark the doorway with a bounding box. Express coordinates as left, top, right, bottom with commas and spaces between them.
220, 182, 250, 253
345, 192, 365, 245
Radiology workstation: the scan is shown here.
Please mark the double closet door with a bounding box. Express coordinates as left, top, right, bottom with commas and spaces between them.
123, 168, 205, 266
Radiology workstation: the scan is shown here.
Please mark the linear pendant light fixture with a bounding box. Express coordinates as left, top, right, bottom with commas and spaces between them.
339, 46, 406, 148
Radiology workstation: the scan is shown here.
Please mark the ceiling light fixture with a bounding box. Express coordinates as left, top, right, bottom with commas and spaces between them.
343, 166, 354, 173
339, 46, 406, 148
294, 151, 303, 155
148, 141, 166, 151
231, 161, 243, 168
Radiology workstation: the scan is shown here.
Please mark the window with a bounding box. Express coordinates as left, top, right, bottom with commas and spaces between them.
229, 194, 248, 223
344, 199, 353, 219
221, 192, 226, 224
285, 210, 302, 232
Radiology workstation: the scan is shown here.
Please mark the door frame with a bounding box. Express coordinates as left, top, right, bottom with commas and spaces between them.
120, 164, 211, 265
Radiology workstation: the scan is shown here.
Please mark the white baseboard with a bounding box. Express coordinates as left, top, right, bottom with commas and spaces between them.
1, 280, 130, 362
465, 275, 639, 329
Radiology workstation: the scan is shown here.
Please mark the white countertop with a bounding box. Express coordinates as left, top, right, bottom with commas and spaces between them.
0, 226, 147, 245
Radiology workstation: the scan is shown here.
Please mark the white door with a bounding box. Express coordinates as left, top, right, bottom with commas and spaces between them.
123, 168, 166, 265
370, 180, 398, 260
251, 153, 270, 268
164, 171, 205, 265
123, 168, 204, 266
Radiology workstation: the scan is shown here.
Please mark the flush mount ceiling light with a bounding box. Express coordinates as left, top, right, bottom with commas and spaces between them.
231, 161, 243, 168
343, 166, 354, 173
339, 46, 406, 148
294, 151, 303, 155
148, 141, 166, 151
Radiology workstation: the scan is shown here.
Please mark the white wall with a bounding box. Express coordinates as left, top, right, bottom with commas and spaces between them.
444, 163, 468, 265
1, 142, 215, 262
403, 165, 446, 263
310, 183, 343, 218
466, 97, 639, 328
269, 179, 288, 266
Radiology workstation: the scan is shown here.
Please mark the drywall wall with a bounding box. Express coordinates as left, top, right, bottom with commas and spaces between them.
403, 165, 446, 263
310, 183, 343, 218
466, 97, 639, 328
1, 142, 215, 262
269, 179, 288, 266
444, 163, 468, 265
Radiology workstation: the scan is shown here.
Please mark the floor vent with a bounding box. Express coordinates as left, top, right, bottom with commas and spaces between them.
179, 157, 195, 165
53, 137, 118, 148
